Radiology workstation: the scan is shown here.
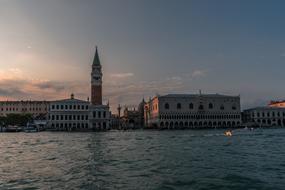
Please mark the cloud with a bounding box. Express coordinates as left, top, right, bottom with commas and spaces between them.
191, 70, 207, 78
0, 88, 28, 97
109, 72, 134, 78
104, 76, 184, 111
0, 78, 88, 101
0, 68, 25, 80
281, 53, 285, 57
35, 81, 65, 92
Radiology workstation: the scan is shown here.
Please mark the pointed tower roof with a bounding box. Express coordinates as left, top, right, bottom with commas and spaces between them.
92, 46, 101, 66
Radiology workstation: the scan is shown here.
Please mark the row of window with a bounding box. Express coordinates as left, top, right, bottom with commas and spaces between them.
50, 115, 89, 121
253, 111, 285, 118
51, 104, 89, 110
51, 123, 89, 128
254, 118, 285, 126
161, 103, 237, 111
93, 111, 107, 118
50, 122, 109, 128
0, 107, 47, 112
159, 114, 241, 120
158, 121, 241, 127
50, 111, 108, 121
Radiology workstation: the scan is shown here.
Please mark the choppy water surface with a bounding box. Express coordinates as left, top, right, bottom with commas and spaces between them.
0, 128, 285, 190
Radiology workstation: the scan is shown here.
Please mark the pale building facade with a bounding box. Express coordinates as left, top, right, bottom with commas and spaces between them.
145, 94, 241, 129
0, 101, 49, 118
89, 105, 111, 130
243, 107, 285, 127
47, 94, 90, 131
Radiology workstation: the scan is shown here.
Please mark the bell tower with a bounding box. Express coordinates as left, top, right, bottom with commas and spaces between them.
91, 46, 102, 105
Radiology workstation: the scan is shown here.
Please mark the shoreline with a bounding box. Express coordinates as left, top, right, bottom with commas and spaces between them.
0, 126, 284, 133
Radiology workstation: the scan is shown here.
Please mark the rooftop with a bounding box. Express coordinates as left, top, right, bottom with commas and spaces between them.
160, 93, 239, 98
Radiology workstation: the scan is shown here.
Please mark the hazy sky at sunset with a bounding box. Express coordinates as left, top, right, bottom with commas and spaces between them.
1, 0, 285, 112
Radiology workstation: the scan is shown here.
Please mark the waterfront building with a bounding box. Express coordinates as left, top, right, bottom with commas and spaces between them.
47, 47, 111, 131
268, 100, 285, 108
47, 94, 90, 131
120, 99, 145, 129
0, 101, 49, 118
110, 114, 120, 129
89, 47, 111, 130
243, 107, 285, 127
144, 93, 241, 129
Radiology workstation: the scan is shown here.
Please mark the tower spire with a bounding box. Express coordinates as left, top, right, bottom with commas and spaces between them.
91, 46, 103, 105
93, 46, 101, 66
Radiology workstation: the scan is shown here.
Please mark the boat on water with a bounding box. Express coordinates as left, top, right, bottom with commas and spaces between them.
5, 125, 22, 132
224, 130, 232, 137
24, 123, 39, 133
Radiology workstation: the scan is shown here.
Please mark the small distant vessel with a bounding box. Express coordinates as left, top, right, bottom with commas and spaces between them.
6, 125, 22, 132
224, 130, 232, 137
24, 123, 39, 133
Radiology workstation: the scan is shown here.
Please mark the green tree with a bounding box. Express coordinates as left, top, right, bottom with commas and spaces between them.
5, 114, 33, 126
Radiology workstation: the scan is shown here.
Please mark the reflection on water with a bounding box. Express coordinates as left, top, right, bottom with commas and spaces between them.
0, 129, 285, 189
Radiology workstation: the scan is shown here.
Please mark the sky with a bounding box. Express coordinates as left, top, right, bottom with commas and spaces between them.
0, 0, 285, 112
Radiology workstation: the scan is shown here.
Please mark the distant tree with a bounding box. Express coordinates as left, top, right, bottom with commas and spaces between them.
0, 116, 6, 126
5, 114, 33, 126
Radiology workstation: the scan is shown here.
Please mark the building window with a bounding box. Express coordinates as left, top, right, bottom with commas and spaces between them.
65, 105, 68, 109
220, 105, 225, 110
103, 111, 106, 118
232, 105, 236, 110
165, 103, 169, 110
56, 105, 59, 109
98, 111, 101, 118
209, 103, 213, 109
93, 111, 96, 118
177, 103, 181, 109
199, 105, 204, 110
189, 103, 193, 109
86, 105, 89, 110
52, 105, 55, 109
61, 105, 63, 109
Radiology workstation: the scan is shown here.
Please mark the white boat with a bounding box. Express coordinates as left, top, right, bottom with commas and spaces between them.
24, 123, 39, 133
6, 125, 22, 132
224, 130, 232, 137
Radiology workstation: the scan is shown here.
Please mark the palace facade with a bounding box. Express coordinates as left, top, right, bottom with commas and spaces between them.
0, 101, 49, 118
144, 94, 241, 129
243, 107, 285, 127
47, 94, 90, 131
